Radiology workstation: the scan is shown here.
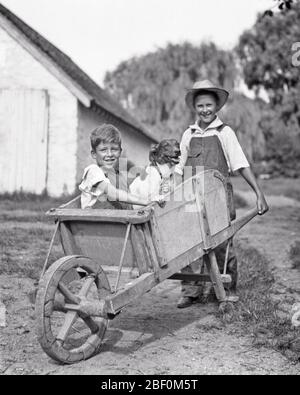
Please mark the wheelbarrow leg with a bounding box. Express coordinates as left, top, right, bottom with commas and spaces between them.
206, 251, 227, 302
206, 251, 239, 303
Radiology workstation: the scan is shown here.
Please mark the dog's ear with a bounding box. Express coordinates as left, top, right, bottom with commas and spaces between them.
149, 143, 159, 165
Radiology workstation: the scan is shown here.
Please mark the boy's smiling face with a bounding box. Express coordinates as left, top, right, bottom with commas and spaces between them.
92, 142, 122, 170
194, 93, 218, 128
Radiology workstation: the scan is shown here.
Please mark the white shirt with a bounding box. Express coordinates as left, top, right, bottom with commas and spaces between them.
175, 116, 250, 175
79, 164, 110, 209
129, 163, 174, 209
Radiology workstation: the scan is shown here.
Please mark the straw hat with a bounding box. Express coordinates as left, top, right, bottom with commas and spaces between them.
185, 80, 229, 112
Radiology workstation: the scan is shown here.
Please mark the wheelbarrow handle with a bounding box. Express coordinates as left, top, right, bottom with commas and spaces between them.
231, 207, 258, 235
208, 207, 258, 251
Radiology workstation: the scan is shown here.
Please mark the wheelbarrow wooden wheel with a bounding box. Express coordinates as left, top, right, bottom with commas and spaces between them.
36, 255, 111, 364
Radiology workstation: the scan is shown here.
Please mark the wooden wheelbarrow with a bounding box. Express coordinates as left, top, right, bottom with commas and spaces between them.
35, 169, 257, 364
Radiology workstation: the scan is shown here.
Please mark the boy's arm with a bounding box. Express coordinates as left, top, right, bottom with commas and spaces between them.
221, 126, 268, 215
98, 180, 158, 206
238, 167, 269, 215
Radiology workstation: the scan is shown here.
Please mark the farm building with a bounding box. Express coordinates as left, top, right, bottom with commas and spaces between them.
0, 4, 156, 196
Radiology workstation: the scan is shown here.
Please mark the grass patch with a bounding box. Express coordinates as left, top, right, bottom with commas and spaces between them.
0, 191, 79, 223
0, 191, 78, 212
289, 241, 300, 270
0, 211, 48, 223
0, 225, 64, 280
220, 243, 300, 362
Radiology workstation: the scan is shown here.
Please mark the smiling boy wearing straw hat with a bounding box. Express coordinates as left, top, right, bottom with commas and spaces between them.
176, 80, 269, 308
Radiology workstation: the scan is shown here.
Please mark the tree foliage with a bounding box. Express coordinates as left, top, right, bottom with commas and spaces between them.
237, 1, 300, 176
104, 8, 300, 177
104, 42, 237, 141
263, 0, 296, 18
237, 2, 300, 99
104, 42, 267, 167
222, 95, 266, 164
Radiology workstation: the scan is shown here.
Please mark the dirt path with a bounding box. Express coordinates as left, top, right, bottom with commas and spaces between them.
1, 194, 300, 375
237, 194, 300, 295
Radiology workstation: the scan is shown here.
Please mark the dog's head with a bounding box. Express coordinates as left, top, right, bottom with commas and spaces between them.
150, 139, 181, 166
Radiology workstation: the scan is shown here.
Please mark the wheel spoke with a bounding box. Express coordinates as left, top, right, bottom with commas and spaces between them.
70, 324, 82, 334
54, 303, 80, 313
78, 276, 96, 298
56, 311, 78, 343
79, 315, 100, 334
58, 282, 80, 304
56, 276, 98, 342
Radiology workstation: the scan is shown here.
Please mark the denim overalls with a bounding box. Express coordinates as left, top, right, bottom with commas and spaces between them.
186, 124, 236, 221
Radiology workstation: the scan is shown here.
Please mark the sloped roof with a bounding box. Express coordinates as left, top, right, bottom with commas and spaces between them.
0, 3, 156, 142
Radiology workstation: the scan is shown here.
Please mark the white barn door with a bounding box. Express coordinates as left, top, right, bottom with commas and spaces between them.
0, 89, 49, 194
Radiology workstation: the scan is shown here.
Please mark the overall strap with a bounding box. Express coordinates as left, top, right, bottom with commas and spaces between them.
216, 124, 228, 132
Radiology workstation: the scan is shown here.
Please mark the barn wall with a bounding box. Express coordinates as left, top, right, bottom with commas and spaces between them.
76, 103, 153, 186
0, 26, 78, 196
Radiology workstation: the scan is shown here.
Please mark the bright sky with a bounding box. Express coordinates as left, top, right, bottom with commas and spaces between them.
1, 0, 273, 84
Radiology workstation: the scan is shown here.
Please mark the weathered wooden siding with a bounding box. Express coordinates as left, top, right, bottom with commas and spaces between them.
0, 89, 49, 194
0, 26, 78, 196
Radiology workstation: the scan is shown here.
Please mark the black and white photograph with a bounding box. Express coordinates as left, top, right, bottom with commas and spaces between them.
0, 0, 299, 376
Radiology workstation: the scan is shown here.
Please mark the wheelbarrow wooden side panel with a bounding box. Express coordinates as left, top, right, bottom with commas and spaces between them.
151, 170, 230, 263
151, 177, 203, 263
69, 221, 135, 268
57, 220, 153, 280
47, 204, 153, 273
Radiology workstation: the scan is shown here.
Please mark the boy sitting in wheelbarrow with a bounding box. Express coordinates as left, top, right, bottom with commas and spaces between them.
79, 124, 163, 209
175, 80, 269, 308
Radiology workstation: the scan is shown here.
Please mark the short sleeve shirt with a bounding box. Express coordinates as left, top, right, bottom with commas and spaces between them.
175, 116, 250, 175
79, 164, 110, 209
130, 166, 161, 201
129, 164, 174, 209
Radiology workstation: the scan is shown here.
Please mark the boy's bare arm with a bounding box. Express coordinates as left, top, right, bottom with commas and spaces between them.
238, 167, 269, 215
99, 181, 162, 207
